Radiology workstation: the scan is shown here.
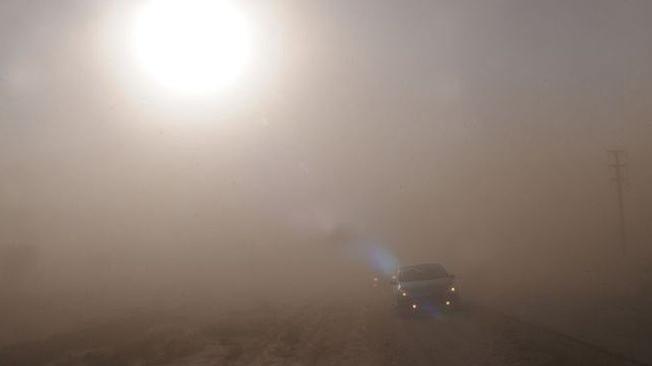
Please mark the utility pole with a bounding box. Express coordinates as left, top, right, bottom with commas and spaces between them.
607, 150, 627, 254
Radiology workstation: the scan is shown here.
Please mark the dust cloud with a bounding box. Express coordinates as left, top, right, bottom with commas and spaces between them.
2, 0, 652, 364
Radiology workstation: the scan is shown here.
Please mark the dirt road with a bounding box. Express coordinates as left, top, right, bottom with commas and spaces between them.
0, 288, 643, 366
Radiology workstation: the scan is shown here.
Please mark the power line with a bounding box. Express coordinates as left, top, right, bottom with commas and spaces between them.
607, 149, 627, 254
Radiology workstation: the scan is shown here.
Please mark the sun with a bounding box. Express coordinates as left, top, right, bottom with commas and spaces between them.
132, 0, 253, 96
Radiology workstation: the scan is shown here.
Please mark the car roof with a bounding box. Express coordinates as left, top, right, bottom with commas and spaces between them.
398, 263, 445, 272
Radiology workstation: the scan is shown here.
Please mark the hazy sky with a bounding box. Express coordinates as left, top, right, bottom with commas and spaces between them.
2, 0, 651, 128
2, 0, 652, 269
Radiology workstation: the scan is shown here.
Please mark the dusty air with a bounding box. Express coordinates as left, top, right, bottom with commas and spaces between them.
1, 0, 651, 365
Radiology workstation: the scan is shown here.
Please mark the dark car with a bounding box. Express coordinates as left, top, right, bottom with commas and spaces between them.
370, 271, 397, 288
392, 263, 459, 312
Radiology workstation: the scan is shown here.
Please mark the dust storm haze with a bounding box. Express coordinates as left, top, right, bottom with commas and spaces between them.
2, 1, 652, 365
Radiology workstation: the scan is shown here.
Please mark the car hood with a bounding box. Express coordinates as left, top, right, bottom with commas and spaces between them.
398, 278, 453, 297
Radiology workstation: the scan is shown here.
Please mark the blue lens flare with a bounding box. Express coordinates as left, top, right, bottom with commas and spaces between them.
420, 302, 444, 318
342, 237, 399, 275
367, 245, 397, 275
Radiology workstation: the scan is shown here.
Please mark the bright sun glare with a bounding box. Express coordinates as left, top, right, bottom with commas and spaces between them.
132, 0, 253, 96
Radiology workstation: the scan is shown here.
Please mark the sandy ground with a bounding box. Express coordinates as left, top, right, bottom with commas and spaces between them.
0, 287, 643, 366
465, 265, 652, 365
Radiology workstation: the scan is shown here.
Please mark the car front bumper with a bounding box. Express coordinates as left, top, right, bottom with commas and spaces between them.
396, 293, 458, 311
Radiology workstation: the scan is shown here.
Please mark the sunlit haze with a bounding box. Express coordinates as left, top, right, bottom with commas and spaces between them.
132, 0, 254, 96
2, 1, 652, 365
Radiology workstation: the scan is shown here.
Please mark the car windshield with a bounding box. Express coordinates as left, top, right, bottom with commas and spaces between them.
398, 264, 449, 282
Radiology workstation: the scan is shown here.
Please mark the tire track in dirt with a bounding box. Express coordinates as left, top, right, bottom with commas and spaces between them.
391, 303, 645, 366
249, 295, 395, 366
